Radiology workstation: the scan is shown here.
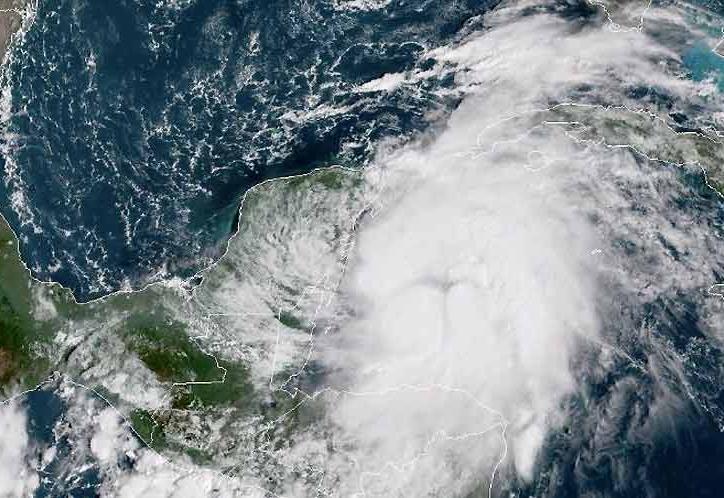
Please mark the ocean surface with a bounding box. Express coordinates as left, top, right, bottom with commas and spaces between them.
0, 0, 498, 301
2, 1, 724, 497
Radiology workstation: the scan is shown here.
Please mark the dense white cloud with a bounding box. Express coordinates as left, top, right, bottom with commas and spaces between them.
314, 0, 724, 495
3, 2, 720, 497
0, 403, 38, 497
327, 112, 602, 494
90, 407, 126, 464
113, 451, 268, 498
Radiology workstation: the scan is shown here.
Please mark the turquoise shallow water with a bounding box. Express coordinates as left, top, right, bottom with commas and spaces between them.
3, 2, 724, 497
683, 40, 724, 90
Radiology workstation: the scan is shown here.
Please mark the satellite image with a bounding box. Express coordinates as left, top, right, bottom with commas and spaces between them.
0, 0, 723, 496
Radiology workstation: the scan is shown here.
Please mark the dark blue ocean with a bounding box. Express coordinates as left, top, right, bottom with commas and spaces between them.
0, 0, 496, 300
4, 2, 724, 497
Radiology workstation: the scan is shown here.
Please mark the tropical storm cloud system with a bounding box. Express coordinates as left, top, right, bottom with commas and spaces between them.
0, 0, 724, 496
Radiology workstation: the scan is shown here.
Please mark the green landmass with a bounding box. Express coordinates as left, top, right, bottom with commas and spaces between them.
0, 220, 55, 387
120, 317, 253, 409
277, 310, 308, 330
130, 408, 167, 450
0, 167, 365, 469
